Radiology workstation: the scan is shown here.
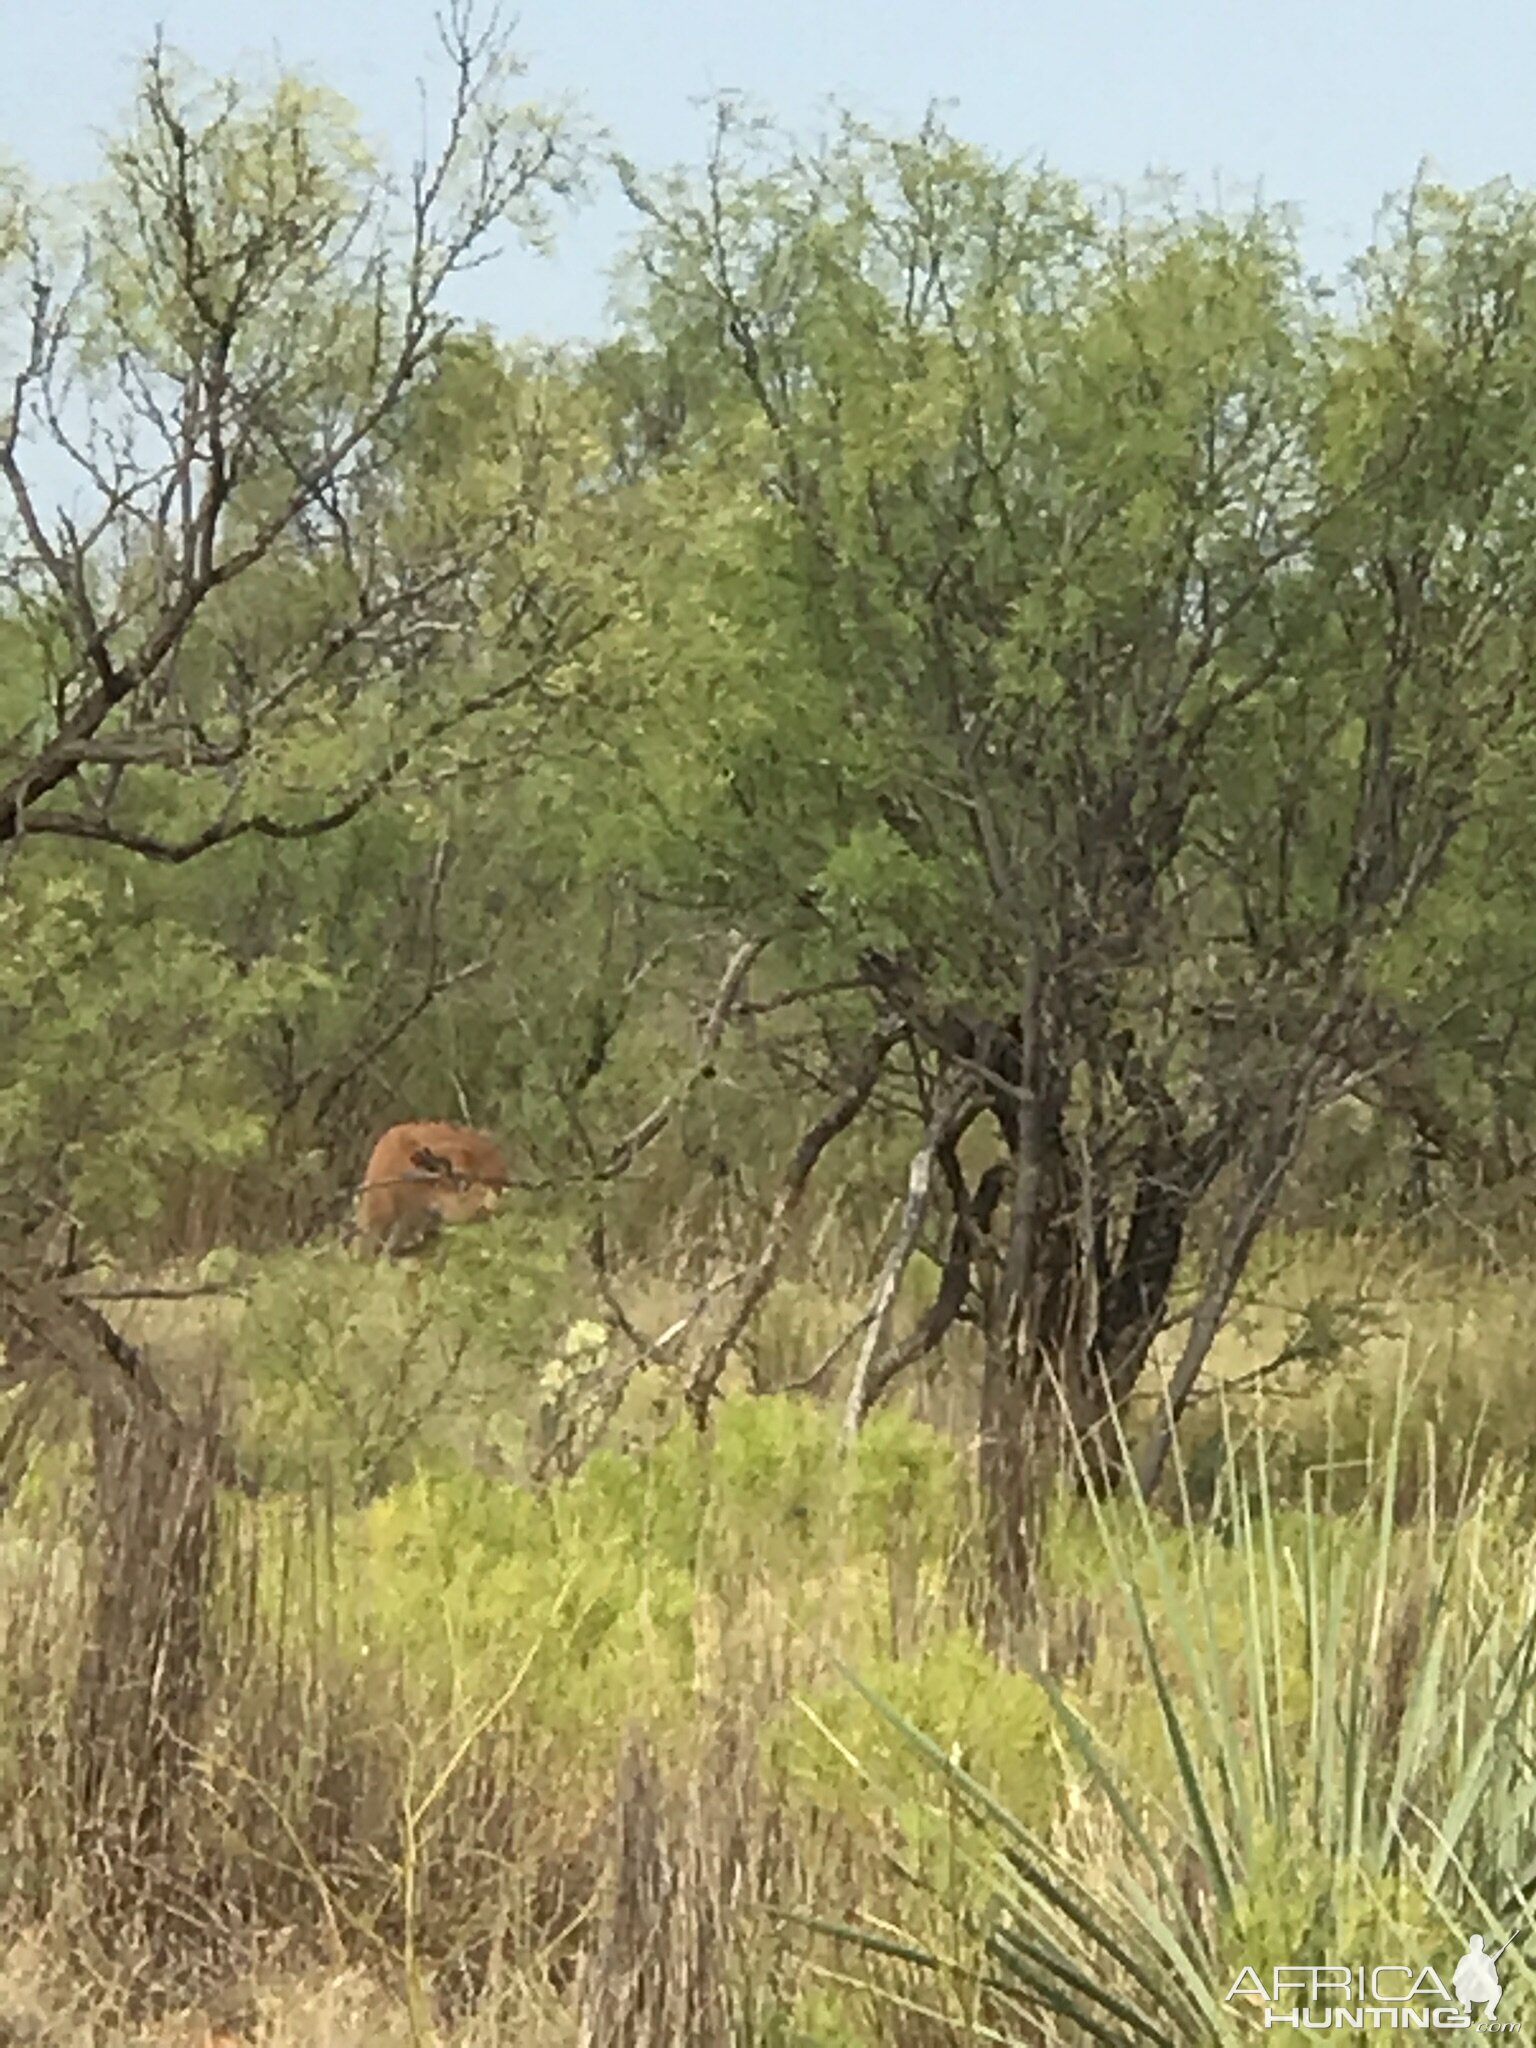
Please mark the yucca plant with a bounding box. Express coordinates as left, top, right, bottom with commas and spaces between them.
792, 1378, 1536, 2042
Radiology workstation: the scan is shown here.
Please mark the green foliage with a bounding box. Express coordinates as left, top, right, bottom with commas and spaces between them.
8, 1246, 1536, 2036
788, 1629, 1060, 1846
0, 867, 324, 1237
0, 28, 618, 1253
609, 130, 1536, 1015
11, 72, 1536, 1331
297, 1393, 962, 1787
228, 1224, 579, 1495
808, 1407, 1536, 2041
18, 35, 1536, 2045
90, 57, 376, 378
581, 125, 1536, 1526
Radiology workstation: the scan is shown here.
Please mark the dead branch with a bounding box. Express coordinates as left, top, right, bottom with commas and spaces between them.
838, 1081, 980, 1442
858, 1154, 1008, 1409
62, 1281, 251, 1304
839, 1131, 940, 1445
684, 1021, 903, 1429
1135, 1076, 1320, 1499
601, 934, 769, 1178
1186, 1343, 1326, 1404
586, 1212, 742, 1366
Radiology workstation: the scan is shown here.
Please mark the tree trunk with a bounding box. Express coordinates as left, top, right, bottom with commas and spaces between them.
71, 1401, 218, 1932
1134, 1092, 1313, 1499
975, 960, 1064, 1659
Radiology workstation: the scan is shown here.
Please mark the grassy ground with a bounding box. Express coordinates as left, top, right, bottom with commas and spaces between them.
2, 1227, 1534, 2043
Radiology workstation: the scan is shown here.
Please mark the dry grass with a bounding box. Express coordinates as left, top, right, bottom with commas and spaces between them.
0, 1930, 406, 2044
0, 1226, 1531, 2041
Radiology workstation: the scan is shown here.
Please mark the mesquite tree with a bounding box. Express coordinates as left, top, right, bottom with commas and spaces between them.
0, 13, 607, 1867
610, 115, 1536, 1637
0, 17, 616, 1245
0, 11, 594, 868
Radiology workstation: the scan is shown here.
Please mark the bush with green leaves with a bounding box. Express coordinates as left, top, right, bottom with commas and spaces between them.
226, 1221, 580, 1496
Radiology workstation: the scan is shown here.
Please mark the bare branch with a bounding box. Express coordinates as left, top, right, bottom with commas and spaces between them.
0, 10, 592, 859
684, 1021, 903, 1429
600, 934, 769, 1178
839, 1120, 941, 1445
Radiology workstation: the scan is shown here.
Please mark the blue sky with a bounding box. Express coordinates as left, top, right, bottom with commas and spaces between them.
4, 0, 1534, 344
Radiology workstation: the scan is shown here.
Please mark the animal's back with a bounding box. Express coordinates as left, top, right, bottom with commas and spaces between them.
356, 1120, 509, 1253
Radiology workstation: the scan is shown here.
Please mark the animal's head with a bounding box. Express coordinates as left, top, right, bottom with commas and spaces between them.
354, 1120, 509, 1255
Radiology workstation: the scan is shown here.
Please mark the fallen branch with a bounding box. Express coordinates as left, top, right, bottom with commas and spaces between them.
62, 1281, 250, 1303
